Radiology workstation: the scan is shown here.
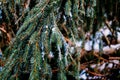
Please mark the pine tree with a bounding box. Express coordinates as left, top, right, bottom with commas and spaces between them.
0, 0, 85, 79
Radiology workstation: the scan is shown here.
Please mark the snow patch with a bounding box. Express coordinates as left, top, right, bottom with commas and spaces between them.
90, 64, 96, 68
84, 40, 92, 51
110, 60, 119, 64
107, 63, 113, 68
75, 41, 82, 47
98, 63, 106, 71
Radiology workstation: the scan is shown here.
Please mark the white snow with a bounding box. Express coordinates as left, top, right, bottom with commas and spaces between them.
0, 67, 2, 72
46, 25, 48, 28
90, 64, 96, 68
110, 60, 119, 64
0, 49, 2, 59
0, 2, 2, 5
48, 51, 54, 58
117, 32, 120, 43
100, 26, 111, 36
95, 31, 103, 39
79, 70, 87, 79
70, 47, 75, 54
93, 39, 100, 52
84, 40, 92, 51
103, 46, 115, 54
103, 44, 120, 54
98, 63, 106, 71
80, 73, 87, 79
111, 44, 120, 49
75, 41, 82, 47
93, 76, 99, 79
107, 63, 113, 68
109, 21, 112, 26
88, 77, 93, 79
52, 27, 56, 32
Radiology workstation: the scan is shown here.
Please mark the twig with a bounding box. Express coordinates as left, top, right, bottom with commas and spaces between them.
0, 27, 7, 33
52, 69, 59, 73
101, 31, 110, 46
109, 57, 120, 60
87, 70, 105, 77
15, 13, 25, 25
0, 27, 11, 43
105, 21, 113, 34
93, 51, 108, 61
15, 0, 31, 25
64, 37, 74, 46
24, 0, 31, 9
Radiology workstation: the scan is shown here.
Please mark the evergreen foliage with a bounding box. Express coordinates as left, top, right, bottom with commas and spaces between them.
0, 0, 85, 79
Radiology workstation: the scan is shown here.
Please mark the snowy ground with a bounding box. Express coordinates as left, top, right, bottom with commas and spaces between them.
78, 22, 120, 79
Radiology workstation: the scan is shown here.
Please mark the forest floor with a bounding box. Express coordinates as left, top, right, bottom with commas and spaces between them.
79, 19, 120, 79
